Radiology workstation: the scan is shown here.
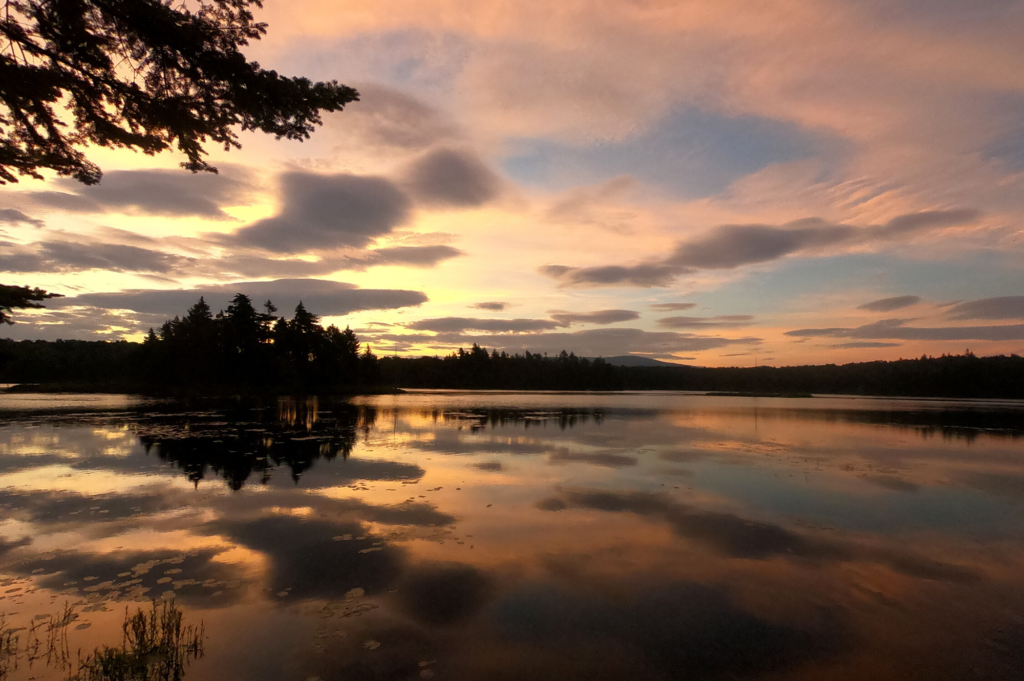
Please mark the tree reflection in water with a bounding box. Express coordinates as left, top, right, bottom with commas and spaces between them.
137, 399, 376, 489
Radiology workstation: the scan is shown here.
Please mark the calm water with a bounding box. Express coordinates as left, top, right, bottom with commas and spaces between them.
1, 391, 1023, 680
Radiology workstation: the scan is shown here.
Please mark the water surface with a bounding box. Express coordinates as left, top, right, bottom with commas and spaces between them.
1, 391, 1023, 680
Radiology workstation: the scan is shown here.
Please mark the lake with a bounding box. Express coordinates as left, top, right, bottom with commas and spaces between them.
1, 391, 1023, 680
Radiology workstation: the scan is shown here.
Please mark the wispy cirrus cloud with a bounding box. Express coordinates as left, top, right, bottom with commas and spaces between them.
0, 208, 43, 227
543, 210, 981, 288
786, 318, 1024, 342
48, 279, 428, 318
27, 168, 256, 219
857, 295, 921, 312
405, 309, 639, 333
944, 296, 1024, 321
658, 315, 754, 329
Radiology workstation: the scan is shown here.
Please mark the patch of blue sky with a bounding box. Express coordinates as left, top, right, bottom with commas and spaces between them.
688, 251, 1023, 318
982, 101, 1024, 172
501, 106, 845, 199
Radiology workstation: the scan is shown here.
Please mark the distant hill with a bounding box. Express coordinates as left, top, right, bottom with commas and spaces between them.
599, 355, 688, 367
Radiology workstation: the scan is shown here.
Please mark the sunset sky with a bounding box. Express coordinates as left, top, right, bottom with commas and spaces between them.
3, 0, 1024, 366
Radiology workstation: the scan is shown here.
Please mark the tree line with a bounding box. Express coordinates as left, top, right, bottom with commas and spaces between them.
380, 345, 622, 390
2, 317, 1024, 398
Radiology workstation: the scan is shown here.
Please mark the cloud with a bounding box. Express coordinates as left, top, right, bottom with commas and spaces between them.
402, 147, 502, 207
231, 172, 412, 252
543, 210, 981, 288
858, 295, 922, 312
945, 296, 1024, 320
650, 302, 697, 312
30, 168, 255, 218
49, 279, 427, 319
657, 315, 754, 329
470, 301, 509, 311
0, 208, 42, 227
786, 318, 1024, 342
0, 241, 194, 274
407, 310, 640, 333
367, 245, 464, 268
542, 262, 680, 288
344, 83, 460, 150
406, 317, 561, 333
549, 309, 639, 325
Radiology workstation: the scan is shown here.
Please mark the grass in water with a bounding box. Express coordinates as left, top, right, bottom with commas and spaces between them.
1, 601, 203, 681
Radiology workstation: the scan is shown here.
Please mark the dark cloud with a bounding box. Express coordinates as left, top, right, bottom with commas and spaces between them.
0, 241, 194, 274
31, 168, 254, 218
367, 245, 464, 268
543, 210, 981, 288
550, 309, 639, 326
858, 295, 922, 312
48, 279, 427, 319
471, 301, 510, 311
786, 318, 1024, 342
945, 296, 1024, 320
402, 147, 502, 207
543, 262, 680, 288
650, 302, 697, 311
0, 208, 43, 227
406, 317, 562, 333
344, 83, 459, 150
0, 535, 31, 557
657, 315, 754, 329
232, 172, 411, 252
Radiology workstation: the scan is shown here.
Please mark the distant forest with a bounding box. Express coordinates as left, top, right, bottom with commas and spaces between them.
1, 296, 1023, 398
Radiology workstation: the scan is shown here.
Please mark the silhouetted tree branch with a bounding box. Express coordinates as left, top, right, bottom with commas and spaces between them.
0, 0, 359, 185
0, 283, 61, 323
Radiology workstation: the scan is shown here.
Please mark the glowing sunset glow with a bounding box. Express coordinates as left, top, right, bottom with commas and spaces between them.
2, 1, 1024, 366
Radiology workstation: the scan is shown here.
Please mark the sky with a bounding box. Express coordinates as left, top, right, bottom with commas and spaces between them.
2, 0, 1024, 366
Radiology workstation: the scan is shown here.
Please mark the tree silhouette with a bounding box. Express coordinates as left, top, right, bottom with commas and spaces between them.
0, 0, 359, 185
0, 283, 62, 323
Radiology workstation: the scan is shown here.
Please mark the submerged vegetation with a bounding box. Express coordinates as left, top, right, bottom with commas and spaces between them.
0, 601, 203, 681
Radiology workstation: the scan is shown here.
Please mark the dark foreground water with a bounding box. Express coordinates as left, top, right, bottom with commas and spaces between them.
1, 391, 1023, 681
